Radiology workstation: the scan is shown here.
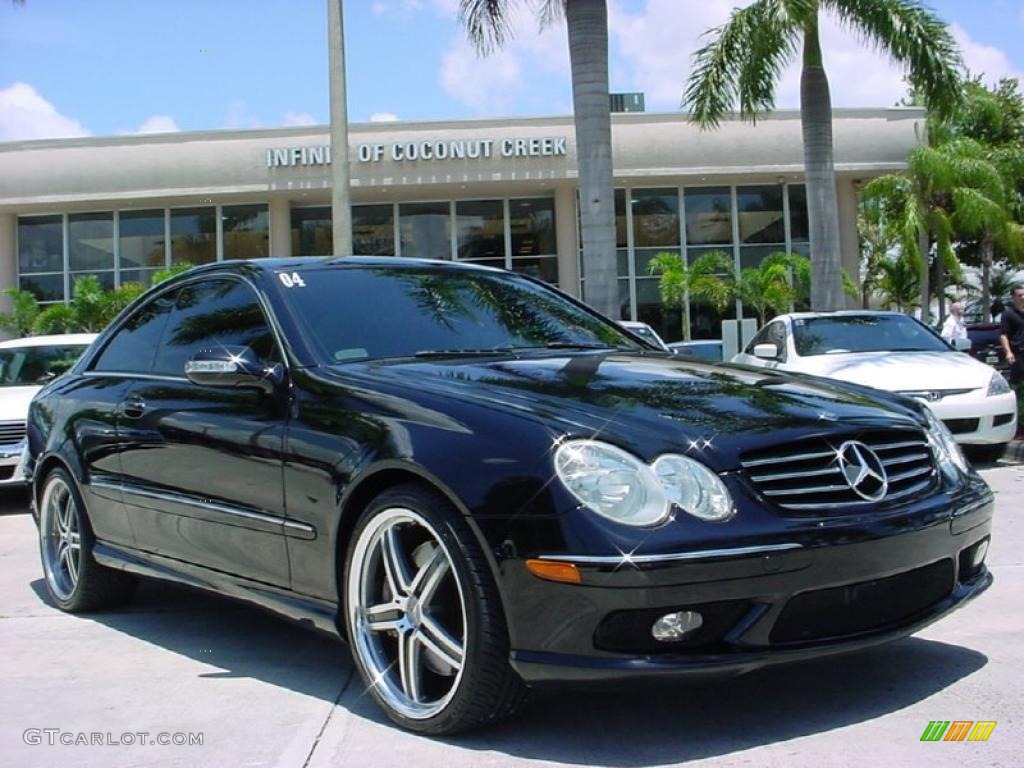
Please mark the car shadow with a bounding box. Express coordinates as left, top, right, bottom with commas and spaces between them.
0, 488, 30, 516
31, 574, 987, 764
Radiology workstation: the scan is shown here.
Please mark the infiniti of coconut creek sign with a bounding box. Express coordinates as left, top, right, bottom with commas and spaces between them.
266, 136, 569, 167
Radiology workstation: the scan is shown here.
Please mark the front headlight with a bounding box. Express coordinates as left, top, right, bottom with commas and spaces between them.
554, 440, 734, 526
988, 371, 1011, 397
923, 407, 969, 478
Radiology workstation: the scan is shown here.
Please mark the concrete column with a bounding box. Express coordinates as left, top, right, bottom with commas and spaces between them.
554, 184, 580, 297
0, 214, 16, 314
836, 176, 861, 308
269, 198, 292, 257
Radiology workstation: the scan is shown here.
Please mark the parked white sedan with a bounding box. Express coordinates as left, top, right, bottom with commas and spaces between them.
732, 311, 1017, 459
0, 333, 97, 486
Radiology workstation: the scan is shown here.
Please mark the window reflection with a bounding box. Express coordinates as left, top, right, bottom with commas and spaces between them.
631, 189, 679, 248
456, 200, 505, 261
171, 207, 216, 265
353, 204, 394, 256
291, 207, 332, 256
685, 188, 732, 245
18, 216, 63, 301
399, 202, 451, 259
223, 204, 269, 260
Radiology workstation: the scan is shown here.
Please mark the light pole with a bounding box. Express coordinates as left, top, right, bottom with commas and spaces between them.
327, 0, 353, 256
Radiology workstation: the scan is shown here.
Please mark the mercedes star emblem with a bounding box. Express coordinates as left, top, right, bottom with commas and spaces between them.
837, 440, 888, 501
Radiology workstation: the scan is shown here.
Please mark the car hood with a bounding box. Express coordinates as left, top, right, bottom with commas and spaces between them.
788, 350, 992, 392
330, 352, 927, 471
0, 386, 39, 423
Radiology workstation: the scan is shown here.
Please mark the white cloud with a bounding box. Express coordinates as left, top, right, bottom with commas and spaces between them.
283, 111, 317, 126
0, 81, 89, 141
135, 114, 179, 134
370, 0, 424, 18
951, 22, 1023, 81
223, 100, 262, 130
370, 112, 399, 122
438, 4, 569, 113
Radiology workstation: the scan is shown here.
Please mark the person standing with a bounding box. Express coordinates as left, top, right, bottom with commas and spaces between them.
941, 301, 968, 343
1000, 285, 1024, 384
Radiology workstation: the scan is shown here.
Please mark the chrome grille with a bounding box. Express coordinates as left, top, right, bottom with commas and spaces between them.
0, 420, 27, 445
741, 429, 935, 512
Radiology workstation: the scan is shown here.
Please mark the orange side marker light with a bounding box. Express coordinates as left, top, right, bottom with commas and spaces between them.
525, 559, 581, 584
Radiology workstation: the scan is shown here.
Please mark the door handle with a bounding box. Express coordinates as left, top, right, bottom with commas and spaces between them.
121, 396, 146, 419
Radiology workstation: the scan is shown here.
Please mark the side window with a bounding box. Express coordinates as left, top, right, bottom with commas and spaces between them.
92, 291, 177, 374
152, 279, 279, 377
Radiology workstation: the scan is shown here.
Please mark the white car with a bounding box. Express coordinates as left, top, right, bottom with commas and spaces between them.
732, 311, 1017, 459
619, 321, 672, 352
0, 333, 97, 486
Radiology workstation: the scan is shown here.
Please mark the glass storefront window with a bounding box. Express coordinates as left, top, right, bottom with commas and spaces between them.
170, 207, 216, 265
399, 202, 451, 259
119, 210, 166, 272
788, 184, 809, 242
70, 272, 115, 292
18, 274, 64, 302
291, 207, 332, 256
510, 198, 556, 256
615, 189, 628, 248
18, 215, 63, 275
740, 245, 785, 271
510, 257, 559, 283
353, 204, 394, 256
632, 189, 679, 248
223, 204, 269, 260
456, 200, 505, 261
69, 212, 114, 272
685, 187, 733, 246
636, 277, 684, 343
737, 186, 785, 244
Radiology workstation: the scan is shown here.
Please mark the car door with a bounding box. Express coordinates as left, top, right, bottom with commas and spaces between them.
116, 277, 291, 586
63, 300, 178, 547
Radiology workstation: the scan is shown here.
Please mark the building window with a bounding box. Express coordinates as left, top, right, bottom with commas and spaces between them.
18, 215, 64, 302
119, 209, 167, 286
353, 204, 395, 256
291, 206, 332, 256
171, 207, 216, 265
509, 197, 558, 283
68, 212, 115, 291
737, 185, 786, 272
455, 200, 505, 267
223, 204, 269, 260
399, 202, 451, 260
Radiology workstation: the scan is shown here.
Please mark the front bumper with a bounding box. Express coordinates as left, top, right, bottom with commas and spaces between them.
505, 488, 993, 688
0, 440, 29, 487
928, 391, 1017, 445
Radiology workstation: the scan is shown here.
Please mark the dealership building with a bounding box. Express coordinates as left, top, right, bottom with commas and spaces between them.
0, 107, 924, 342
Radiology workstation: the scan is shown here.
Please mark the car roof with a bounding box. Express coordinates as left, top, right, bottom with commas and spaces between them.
773, 310, 908, 322
0, 333, 98, 348
178, 255, 504, 277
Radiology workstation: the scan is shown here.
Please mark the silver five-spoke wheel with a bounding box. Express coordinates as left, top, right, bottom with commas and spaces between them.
347, 507, 467, 720
40, 474, 81, 601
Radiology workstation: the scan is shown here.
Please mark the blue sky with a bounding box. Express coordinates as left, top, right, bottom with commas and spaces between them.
2, 0, 1024, 140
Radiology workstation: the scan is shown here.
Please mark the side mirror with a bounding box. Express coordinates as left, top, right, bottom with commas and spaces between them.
184, 346, 284, 393
753, 343, 780, 360
952, 337, 972, 352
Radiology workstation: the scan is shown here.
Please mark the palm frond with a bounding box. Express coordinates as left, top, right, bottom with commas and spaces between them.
824, 0, 963, 118
459, 0, 522, 54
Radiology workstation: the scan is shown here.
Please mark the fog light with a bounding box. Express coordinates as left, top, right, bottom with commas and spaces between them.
972, 539, 989, 568
651, 610, 703, 642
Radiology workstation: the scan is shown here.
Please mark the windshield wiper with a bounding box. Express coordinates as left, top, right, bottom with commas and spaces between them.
413, 349, 512, 359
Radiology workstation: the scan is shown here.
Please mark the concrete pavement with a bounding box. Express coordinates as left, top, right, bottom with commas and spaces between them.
1, 462, 1022, 768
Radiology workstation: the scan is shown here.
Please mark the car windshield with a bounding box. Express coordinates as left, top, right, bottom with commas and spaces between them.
792, 315, 951, 357
278, 266, 643, 364
0, 345, 88, 386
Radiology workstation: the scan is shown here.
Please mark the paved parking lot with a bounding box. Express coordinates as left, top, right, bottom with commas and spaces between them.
1, 462, 1022, 768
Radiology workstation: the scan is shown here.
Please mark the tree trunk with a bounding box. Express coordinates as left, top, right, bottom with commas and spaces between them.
800, 14, 844, 311
328, 0, 353, 255
935, 251, 945, 326
918, 231, 930, 321
566, 0, 618, 319
981, 236, 993, 318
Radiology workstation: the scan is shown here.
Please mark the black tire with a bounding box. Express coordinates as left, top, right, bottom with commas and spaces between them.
965, 443, 1007, 464
342, 482, 526, 735
37, 467, 136, 612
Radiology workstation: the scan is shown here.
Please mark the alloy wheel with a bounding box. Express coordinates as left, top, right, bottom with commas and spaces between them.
40, 475, 81, 601
347, 507, 467, 720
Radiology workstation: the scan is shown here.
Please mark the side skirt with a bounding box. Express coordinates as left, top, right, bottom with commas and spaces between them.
92, 541, 342, 639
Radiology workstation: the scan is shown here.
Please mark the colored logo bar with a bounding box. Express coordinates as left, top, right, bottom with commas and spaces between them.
920, 721, 997, 742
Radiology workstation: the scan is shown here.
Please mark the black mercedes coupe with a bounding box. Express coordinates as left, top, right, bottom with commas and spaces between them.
26, 257, 994, 734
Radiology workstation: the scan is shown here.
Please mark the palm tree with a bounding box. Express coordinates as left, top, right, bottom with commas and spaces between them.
737, 252, 812, 326
458, 0, 618, 319
857, 197, 898, 308
327, 0, 353, 255
685, 0, 962, 312
648, 250, 735, 340
875, 256, 920, 313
